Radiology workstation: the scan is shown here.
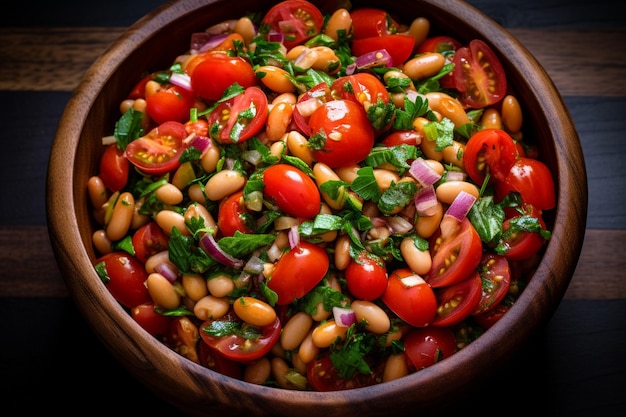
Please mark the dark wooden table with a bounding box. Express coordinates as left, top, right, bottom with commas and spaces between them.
1, 0, 625, 415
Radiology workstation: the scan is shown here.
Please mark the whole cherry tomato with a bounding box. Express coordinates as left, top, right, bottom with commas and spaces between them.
463, 128, 518, 184
190, 53, 257, 101
495, 157, 556, 211
217, 191, 254, 237
345, 251, 388, 301
381, 268, 437, 327
131, 302, 173, 337
331, 73, 390, 107
94, 251, 151, 309
125, 121, 188, 176
403, 326, 457, 371
206, 86, 268, 144
261, 0, 324, 49
498, 203, 548, 261
349, 8, 399, 39
351, 34, 416, 67
262, 164, 321, 218
132, 221, 170, 264
99, 143, 129, 192
308, 99, 375, 168
267, 242, 329, 305
145, 84, 195, 124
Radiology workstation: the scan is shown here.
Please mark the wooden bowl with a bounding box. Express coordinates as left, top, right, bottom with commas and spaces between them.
46, 0, 587, 415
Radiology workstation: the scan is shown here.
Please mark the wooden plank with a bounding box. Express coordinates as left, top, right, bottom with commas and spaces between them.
1, 27, 625, 96
1, 226, 624, 300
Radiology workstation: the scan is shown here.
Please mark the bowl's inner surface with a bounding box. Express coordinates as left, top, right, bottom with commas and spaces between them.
47, 1, 585, 416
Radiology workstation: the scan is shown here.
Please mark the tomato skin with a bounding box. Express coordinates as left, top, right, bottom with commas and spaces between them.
331, 73, 390, 106
403, 327, 457, 371
345, 252, 388, 301
164, 317, 200, 364
452, 39, 507, 109
431, 271, 482, 327
131, 302, 173, 337
473, 303, 510, 329
380, 130, 421, 147
132, 221, 170, 264
94, 251, 151, 309
125, 121, 188, 175
463, 128, 518, 184
499, 204, 548, 261
190, 54, 257, 101
350, 8, 399, 39
307, 354, 384, 391
262, 0, 324, 49
99, 143, 129, 192
199, 313, 281, 363
198, 340, 243, 379
381, 268, 437, 327
472, 253, 511, 315
217, 191, 254, 237
427, 217, 483, 288
292, 82, 332, 136
207, 86, 268, 144
262, 164, 321, 218
417, 35, 462, 55
145, 84, 195, 124
128, 73, 153, 100
309, 99, 375, 168
268, 242, 329, 305
351, 34, 416, 66
495, 157, 556, 211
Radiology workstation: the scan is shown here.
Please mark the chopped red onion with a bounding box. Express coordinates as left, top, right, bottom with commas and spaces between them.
188, 135, 211, 156
197, 33, 230, 53
409, 157, 441, 186
268, 31, 284, 43
295, 98, 322, 117
169, 72, 192, 91
387, 216, 413, 234
440, 191, 477, 239
415, 185, 438, 216
345, 63, 357, 75
199, 232, 244, 269
355, 49, 393, 69
288, 225, 300, 249
154, 262, 179, 283
333, 306, 356, 327
446, 170, 466, 182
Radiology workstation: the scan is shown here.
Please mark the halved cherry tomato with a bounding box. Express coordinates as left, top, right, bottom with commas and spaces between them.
308, 99, 375, 168
427, 217, 483, 288
331, 73, 390, 107
350, 8, 399, 39
99, 143, 129, 192
184, 119, 209, 137
261, 0, 324, 49
292, 82, 332, 135
307, 354, 385, 391
463, 128, 518, 184
452, 39, 507, 109
431, 271, 482, 327
495, 157, 556, 210
146, 84, 195, 124
164, 317, 200, 363
198, 339, 243, 379
267, 241, 329, 305
473, 302, 510, 329
217, 191, 254, 237
403, 327, 457, 371
345, 251, 388, 301
199, 312, 281, 363
131, 302, 173, 337
94, 251, 151, 309
190, 53, 257, 101
472, 253, 511, 315
351, 34, 416, 67
207, 86, 268, 144
498, 204, 548, 261
132, 221, 170, 264
381, 268, 437, 327
125, 121, 187, 175
262, 164, 321, 218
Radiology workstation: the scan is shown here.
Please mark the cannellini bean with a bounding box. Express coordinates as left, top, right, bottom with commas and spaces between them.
373, 168, 400, 191
323, 8, 352, 42
172, 161, 196, 190
271, 357, 295, 389
146, 272, 181, 310
400, 237, 432, 275
436, 180, 480, 205
281, 312, 314, 351
480, 107, 503, 130
313, 162, 346, 210
383, 352, 410, 382
201, 145, 220, 174
206, 274, 236, 298
334, 164, 360, 184
204, 169, 246, 201
403, 52, 446, 80
442, 140, 465, 169
351, 300, 391, 334
424, 92, 470, 127
333, 234, 351, 271
256, 66, 296, 94
244, 357, 271, 385
233, 296, 277, 327
501, 94, 523, 133
92, 229, 112, 255
297, 331, 320, 364
234, 16, 256, 45
286, 131, 314, 165
272, 92, 297, 105
184, 202, 217, 231
106, 191, 134, 241
266, 102, 294, 141
182, 274, 208, 302
311, 319, 348, 348
193, 295, 230, 321
155, 209, 190, 236
416, 200, 444, 238
87, 176, 108, 209
310, 46, 341, 74
406, 17, 430, 49
155, 183, 184, 205
187, 183, 206, 204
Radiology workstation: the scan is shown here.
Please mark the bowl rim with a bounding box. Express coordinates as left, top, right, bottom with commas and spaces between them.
46, 0, 587, 415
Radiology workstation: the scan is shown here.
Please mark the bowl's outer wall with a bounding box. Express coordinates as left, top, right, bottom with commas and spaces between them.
46, 0, 587, 416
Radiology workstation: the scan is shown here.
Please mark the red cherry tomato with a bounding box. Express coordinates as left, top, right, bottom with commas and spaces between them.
206, 86, 268, 144
472, 253, 511, 315
190, 53, 257, 101
308, 99, 375, 168
184, 119, 209, 137
94, 251, 150, 309
431, 271, 482, 327
164, 317, 200, 364
198, 339, 243, 379
380, 130, 421, 147
267, 242, 329, 305
345, 252, 388, 301
499, 204, 548, 261
262, 164, 321, 218
99, 143, 129, 192
349, 8, 400, 39
331, 73, 390, 107
403, 327, 457, 371
131, 221, 170, 264
307, 354, 384, 391
261, 0, 324, 49
131, 302, 173, 337
125, 121, 187, 175
292, 82, 332, 136
145, 84, 195, 124
473, 303, 510, 329
217, 191, 254, 237
351, 34, 416, 67
495, 157, 556, 211
463, 128, 518, 184
417, 35, 462, 55
452, 39, 507, 109
381, 268, 437, 327
199, 312, 281, 363
127, 73, 153, 100
427, 217, 483, 288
